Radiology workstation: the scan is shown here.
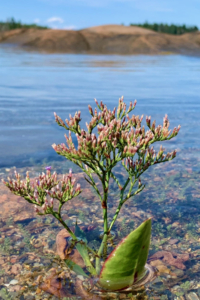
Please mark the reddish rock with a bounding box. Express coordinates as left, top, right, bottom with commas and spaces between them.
40, 274, 73, 298
0, 182, 35, 222
10, 263, 22, 275
56, 229, 85, 267
10, 256, 18, 264
149, 250, 189, 270
168, 239, 179, 245
8, 285, 22, 292
75, 279, 103, 300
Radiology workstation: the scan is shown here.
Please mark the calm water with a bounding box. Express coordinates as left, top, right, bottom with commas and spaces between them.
1, 46, 200, 299
0, 45, 200, 168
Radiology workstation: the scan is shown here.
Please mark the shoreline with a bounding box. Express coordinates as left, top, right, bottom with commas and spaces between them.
0, 24, 200, 56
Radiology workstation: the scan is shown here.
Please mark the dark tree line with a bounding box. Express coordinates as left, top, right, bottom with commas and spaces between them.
130, 22, 199, 35
0, 18, 48, 32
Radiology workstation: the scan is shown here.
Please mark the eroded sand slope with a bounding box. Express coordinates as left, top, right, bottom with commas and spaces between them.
0, 24, 200, 55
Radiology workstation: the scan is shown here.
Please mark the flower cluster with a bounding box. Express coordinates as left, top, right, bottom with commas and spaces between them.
2, 167, 82, 215
46, 168, 81, 204
122, 145, 177, 176
52, 97, 180, 173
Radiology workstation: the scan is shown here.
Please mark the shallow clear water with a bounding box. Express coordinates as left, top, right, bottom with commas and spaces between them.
1, 46, 200, 299
0, 45, 200, 168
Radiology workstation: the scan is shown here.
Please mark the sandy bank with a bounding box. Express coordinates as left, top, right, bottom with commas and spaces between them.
0, 24, 200, 55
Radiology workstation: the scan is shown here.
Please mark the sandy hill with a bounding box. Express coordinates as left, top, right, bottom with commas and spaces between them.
81, 24, 156, 35
0, 24, 200, 55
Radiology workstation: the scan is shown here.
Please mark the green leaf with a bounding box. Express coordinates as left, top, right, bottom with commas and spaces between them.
75, 243, 97, 276
75, 222, 87, 243
99, 218, 151, 291
65, 259, 89, 278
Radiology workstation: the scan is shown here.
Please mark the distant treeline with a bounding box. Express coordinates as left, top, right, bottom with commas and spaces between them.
130, 22, 199, 35
0, 18, 48, 32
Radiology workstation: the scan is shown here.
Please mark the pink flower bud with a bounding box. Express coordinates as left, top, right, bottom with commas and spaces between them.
34, 191, 38, 198
35, 197, 40, 204
52, 143, 57, 150
42, 203, 47, 212
172, 150, 177, 158
75, 183, 81, 192
71, 178, 76, 185
88, 105, 93, 115
34, 205, 40, 213
50, 198, 54, 207
69, 168, 72, 178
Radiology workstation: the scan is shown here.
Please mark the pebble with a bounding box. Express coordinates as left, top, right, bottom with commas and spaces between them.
171, 222, 180, 228
185, 292, 200, 300
169, 239, 179, 245
171, 268, 184, 277
77, 275, 84, 281
11, 263, 22, 275
33, 262, 43, 267
9, 279, 19, 285
10, 257, 17, 264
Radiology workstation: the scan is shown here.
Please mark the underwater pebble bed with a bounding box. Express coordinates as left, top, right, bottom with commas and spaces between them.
0, 151, 200, 299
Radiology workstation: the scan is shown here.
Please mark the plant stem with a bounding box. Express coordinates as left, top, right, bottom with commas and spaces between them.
96, 233, 108, 274
52, 211, 77, 240
95, 170, 109, 274
108, 200, 124, 232
108, 177, 134, 232
52, 210, 97, 256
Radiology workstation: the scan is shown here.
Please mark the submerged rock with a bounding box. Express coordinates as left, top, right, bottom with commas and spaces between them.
149, 250, 189, 269
56, 228, 85, 267
185, 292, 200, 300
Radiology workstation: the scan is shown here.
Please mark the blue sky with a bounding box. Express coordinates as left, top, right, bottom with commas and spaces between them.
1, 0, 200, 30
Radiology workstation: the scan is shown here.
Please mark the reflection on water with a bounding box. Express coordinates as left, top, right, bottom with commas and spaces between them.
0, 46, 200, 299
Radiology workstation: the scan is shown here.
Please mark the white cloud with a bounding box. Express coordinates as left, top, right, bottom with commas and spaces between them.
34, 18, 40, 24
47, 17, 64, 24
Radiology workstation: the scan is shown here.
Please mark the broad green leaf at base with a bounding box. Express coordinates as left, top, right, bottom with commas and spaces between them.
99, 218, 151, 291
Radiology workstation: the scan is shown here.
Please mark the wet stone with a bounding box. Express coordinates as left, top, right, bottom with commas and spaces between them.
32, 266, 43, 272
185, 292, 200, 300
24, 259, 34, 265
9, 279, 19, 285
43, 259, 51, 265
25, 296, 35, 300
171, 268, 185, 277
169, 239, 179, 245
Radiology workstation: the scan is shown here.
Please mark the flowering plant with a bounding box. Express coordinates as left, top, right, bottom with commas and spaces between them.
3, 97, 180, 291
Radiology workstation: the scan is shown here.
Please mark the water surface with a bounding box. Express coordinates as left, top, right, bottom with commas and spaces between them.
0, 46, 200, 168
